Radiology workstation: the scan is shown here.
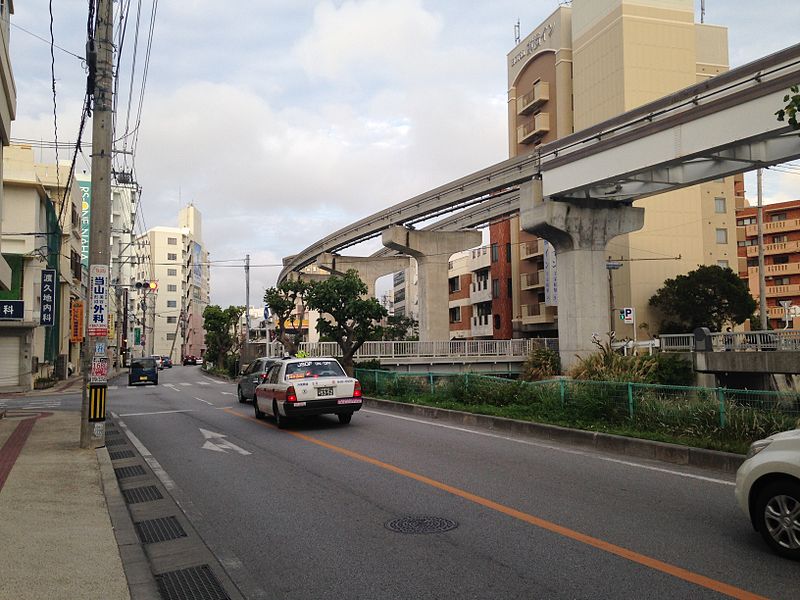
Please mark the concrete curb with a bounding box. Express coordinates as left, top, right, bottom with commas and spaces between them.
96, 447, 161, 600
363, 397, 746, 474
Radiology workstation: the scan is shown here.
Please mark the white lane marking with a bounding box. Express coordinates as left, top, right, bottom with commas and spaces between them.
361, 409, 736, 487
112, 412, 178, 491
221, 392, 234, 396
108, 386, 119, 390
180, 383, 192, 386
164, 383, 180, 391
119, 409, 195, 417
197, 382, 210, 386
193, 396, 214, 406
199, 428, 251, 455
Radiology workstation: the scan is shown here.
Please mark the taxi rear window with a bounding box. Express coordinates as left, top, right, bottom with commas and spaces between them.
285, 360, 345, 380
131, 358, 156, 370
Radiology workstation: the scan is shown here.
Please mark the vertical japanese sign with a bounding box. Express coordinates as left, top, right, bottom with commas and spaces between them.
88, 264, 109, 337
70, 301, 84, 342
192, 242, 203, 287
134, 326, 141, 346
40, 269, 56, 326
78, 179, 92, 267
543, 240, 558, 306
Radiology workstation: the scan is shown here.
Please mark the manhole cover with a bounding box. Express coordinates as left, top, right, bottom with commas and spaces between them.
385, 516, 459, 534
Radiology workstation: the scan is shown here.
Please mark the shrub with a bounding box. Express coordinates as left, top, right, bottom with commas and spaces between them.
521, 346, 561, 381
568, 336, 657, 383
652, 354, 694, 386
354, 359, 386, 371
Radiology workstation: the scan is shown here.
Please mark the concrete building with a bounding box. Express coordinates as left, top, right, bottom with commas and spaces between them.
737, 199, 800, 329
134, 205, 209, 361
501, 0, 738, 342
0, 1, 15, 292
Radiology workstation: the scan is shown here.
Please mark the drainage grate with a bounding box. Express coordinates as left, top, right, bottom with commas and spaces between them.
155, 565, 230, 600
385, 516, 459, 534
109, 449, 135, 460
105, 430, 122, 437
106, 437, 128, 447
123, 485, 163, 505
114, 465, 146, 479
135, 516, 187, 544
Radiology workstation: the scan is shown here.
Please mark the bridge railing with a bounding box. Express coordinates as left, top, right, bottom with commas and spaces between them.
264, 338, 559, 359
660, 330, 800, 352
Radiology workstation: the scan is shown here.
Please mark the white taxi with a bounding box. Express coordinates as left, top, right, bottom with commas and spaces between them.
253, 357, 362, 428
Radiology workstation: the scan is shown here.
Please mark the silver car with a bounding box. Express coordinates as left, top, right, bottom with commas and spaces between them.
237, 358, 278, 403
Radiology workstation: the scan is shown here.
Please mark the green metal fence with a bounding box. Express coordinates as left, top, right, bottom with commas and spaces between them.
354, 369, 800, 448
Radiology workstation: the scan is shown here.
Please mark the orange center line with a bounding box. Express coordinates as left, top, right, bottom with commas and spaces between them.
225, 408, 767, 600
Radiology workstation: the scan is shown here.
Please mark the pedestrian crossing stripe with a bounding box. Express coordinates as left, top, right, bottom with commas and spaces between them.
88, 385, 106, 422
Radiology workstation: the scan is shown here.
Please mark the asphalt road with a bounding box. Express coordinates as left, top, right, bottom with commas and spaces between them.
91, 365, 800, 599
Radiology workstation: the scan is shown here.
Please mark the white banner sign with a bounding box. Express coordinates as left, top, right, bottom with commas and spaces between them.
88, 264, 109, 337
543, 240, 558, 306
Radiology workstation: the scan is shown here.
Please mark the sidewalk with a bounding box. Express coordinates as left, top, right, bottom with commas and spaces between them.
0, 410, 130, 600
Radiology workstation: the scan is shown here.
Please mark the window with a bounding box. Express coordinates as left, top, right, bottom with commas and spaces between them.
494, 315, 501, 330
715, 228, 728, 244
449, 307, 461, 323
737, 217, 756, 226
166, 333, 176, 340
492, 278, 500, 298
773, 277, 791, 286
714, 197, 726, 214
448, 276, 460, 294
491, 244, 498, 262
167, 268, 177, 276
167, 253, 177, 261
394, 289, 406, 303
773, 255, 789, 265
773, 235, 788, 244
507, 278, 513, 298
737, 239, 756, 247
167, 237, 178, 245
167, 284, 177, 292
717, 260, 729, 269
167, 300, 177, 308
771, 212, 787, 222
506, 243, 512, 261
747, 258, 758, 267
167, 316, 177, 324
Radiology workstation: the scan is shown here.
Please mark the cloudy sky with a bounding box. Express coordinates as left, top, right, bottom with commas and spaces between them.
10, 1, 800, 307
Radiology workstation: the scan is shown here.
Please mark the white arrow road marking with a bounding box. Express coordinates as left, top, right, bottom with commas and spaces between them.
180, 382, 192, 386
164, 384, 180, 391
199, 428, 251, 455
193, 396, 214, 406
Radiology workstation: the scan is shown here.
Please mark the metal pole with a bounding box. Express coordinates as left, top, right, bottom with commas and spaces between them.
245, 253, 251, 343
81, 0, 113, 448
757, 168, 768, 330
122, 286, 128, 367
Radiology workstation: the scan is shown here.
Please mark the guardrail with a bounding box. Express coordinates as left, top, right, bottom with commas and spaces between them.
264, 339, 558, 359
660, 330, 800, 352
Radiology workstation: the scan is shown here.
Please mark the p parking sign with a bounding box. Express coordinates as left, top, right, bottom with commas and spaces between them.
619, 307, 635, 324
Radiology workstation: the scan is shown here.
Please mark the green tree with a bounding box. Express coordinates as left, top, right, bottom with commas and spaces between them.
305, 270, 388, 376
776, 85, 800, 131
648, 265, 756, 333
203, 305, 245, 374
374, 314, 418, 341
263, 278, 311, 355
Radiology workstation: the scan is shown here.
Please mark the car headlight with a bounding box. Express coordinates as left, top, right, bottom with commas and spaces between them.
746, 439, 773, 459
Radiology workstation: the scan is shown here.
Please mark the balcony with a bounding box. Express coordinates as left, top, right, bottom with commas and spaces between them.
470, 279, 492, 304
765, 283, 800, 298
521, 302, 557, 325
746, 240, 800, 257
745, 218, 800, 237
517, 113, 550, 145
767, 305, 798, 318
469, 247, 491, 270
748, 263, 800, 277
520, 239, 544, 260
521, 270, 544, 290
471, 314, 493, 338
516, 81, 550, 115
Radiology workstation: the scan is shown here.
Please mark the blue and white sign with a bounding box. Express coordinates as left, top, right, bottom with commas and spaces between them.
263, 305, 270, 321
0, 300, 24, 320
543, 240, 558, 306
620, 307, 635, 325
40, 269, 56, 326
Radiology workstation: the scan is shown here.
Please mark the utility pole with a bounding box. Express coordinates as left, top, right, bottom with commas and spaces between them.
81, 0, 113, 448
122, 286, 128, 367
245, 254, 251, 343
757, 168, 768, 330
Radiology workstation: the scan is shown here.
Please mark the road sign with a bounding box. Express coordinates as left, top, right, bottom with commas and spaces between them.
199, 428, 251, 455
779, 300, 792, 309
619, 307, 635, 324
606, 261, 623, 270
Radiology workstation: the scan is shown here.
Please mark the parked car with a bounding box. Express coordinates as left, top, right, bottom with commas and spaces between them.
237, 358, 278, 403
151, 355, 164, 370
253, 357, 362, 428
128, 357, 158, 386
735, 428, 800, 560
161, 356, 173, 368
182, 355, 197, 366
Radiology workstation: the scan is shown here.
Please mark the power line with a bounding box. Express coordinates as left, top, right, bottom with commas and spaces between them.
10, 22, 85, 61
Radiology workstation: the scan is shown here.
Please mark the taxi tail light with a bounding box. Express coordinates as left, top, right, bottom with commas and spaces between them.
353, 380, 362, 398
259, 373, 269, 383
286, 386, 297, 403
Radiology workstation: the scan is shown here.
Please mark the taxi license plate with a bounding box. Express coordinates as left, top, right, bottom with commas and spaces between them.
139, 376, 148, 381
317, 387, 334, 397
337, 398, 360, 404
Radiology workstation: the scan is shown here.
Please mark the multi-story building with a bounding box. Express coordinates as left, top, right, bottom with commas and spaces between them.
447, 252, 472, 339
499, 0, 738, 340
0, 1, 15, 293
180, 205, 209, 359
737, 199, 800, 329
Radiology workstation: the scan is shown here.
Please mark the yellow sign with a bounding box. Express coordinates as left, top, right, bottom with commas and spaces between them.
108, 314, 115, 341
70, 301, 84, 342
88, 385, 106, 422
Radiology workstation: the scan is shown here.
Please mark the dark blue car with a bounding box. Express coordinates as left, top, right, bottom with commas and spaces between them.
128, 357, 158, 386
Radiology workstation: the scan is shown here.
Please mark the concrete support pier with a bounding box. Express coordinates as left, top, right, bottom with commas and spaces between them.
521, 180, 644, 369
315, 253, 410, 298
383, 227, 481, 341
